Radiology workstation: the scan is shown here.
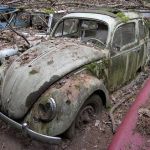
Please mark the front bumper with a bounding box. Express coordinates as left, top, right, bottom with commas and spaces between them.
0, 112, 62, 144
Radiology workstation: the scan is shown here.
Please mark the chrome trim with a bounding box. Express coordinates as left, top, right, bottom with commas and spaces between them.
49, 97, 57, 116
0, 112, 62, 144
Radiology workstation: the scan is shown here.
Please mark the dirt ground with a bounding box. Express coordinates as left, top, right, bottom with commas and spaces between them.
135, 99, 150, 149
136, 100, 150, 136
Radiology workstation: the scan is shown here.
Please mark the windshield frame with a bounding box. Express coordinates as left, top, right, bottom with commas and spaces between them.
51, 16, 110, 48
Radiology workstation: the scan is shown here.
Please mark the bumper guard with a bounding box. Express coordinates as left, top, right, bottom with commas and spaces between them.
0, 112, 62, 144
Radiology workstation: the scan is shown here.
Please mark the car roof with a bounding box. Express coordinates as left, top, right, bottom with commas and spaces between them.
63, 11, 118, 29
64, 9, 142, 21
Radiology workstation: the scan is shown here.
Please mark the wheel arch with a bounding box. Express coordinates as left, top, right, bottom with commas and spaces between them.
92, 90, 107, 107
24, 71, 110, 136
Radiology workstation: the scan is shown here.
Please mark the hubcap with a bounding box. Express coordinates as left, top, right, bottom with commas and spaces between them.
76, 105, 95, 128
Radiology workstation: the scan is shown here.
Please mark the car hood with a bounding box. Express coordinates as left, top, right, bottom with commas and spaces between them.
0, 38, 105, 119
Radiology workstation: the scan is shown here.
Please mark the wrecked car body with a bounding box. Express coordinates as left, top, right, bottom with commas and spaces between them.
0, 9, 149, 144
0, 5, 30, 29
0, 5, 66, 34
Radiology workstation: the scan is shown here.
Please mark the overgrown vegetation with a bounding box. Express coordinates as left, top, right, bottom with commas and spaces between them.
85, 58, 109, 81
116, 12, 129, 23
145, 19, 150, 31
42, 7, 54, 14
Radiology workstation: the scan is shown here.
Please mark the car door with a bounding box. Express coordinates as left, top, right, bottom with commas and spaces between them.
137, 20, 148, 68
108, 22, 139, 91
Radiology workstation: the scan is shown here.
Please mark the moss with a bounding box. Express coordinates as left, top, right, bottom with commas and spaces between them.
29, 69, 39, 75
85, 58, 109, 81
145, 19, 150, 30
42, 8, 54, 14
106, 105, 112, 110
85, 62, 100, 78
116, 12, 129, 23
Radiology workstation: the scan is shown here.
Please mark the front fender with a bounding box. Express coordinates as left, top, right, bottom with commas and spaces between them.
24, 71, 110, 136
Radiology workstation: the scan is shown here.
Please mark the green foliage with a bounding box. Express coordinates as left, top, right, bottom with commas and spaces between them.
145, 19, 150, 30
86, 62, 100, 78
85, 58, 109, 80
42, 8, 54, 14
106, 104, 112, 110
116, 12, 129, 23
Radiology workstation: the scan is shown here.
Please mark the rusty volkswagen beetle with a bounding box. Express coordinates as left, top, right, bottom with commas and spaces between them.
0, 9, 149, 144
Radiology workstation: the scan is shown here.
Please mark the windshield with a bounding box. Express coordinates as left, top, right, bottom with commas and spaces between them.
53, 18, 108, 46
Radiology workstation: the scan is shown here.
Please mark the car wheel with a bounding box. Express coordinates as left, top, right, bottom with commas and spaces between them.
65, 94, 103, 139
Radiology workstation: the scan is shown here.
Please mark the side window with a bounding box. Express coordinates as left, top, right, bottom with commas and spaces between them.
81, 20, 108, 44
113, 23, 136, 50
139, 20, 146, 40
63, 19, 78, 36
54, 21, 63, 37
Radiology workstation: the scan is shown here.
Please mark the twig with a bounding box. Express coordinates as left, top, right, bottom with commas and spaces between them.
109, 94, 133, 134
138, 0, 145, 6
6, 0, 21, 4
54, 2, 122, 8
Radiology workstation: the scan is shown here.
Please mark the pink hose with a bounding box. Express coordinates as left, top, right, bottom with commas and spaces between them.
109, 78, 150, 150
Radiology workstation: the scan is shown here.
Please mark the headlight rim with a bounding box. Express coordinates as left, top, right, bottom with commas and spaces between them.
37, 97, 57, 122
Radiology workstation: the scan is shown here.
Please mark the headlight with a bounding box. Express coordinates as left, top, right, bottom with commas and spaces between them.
37, 98, 57, 122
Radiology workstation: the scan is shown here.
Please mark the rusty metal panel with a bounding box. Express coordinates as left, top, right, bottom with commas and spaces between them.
1, 38, 105, 119
24, 71, 109, 136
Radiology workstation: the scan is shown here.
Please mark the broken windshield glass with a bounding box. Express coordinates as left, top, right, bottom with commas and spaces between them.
53, 18, 108, 46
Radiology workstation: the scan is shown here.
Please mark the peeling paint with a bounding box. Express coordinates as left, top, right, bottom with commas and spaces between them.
26, 75, 60, 107
24, 71, 109, 136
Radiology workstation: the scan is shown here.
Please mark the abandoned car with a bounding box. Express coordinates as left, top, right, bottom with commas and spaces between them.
0, 9, 149, 144
0, 5, 66, 33
0, 5, 30, 29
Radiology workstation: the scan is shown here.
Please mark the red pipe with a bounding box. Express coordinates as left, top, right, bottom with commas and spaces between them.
109, 78, 150, 150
